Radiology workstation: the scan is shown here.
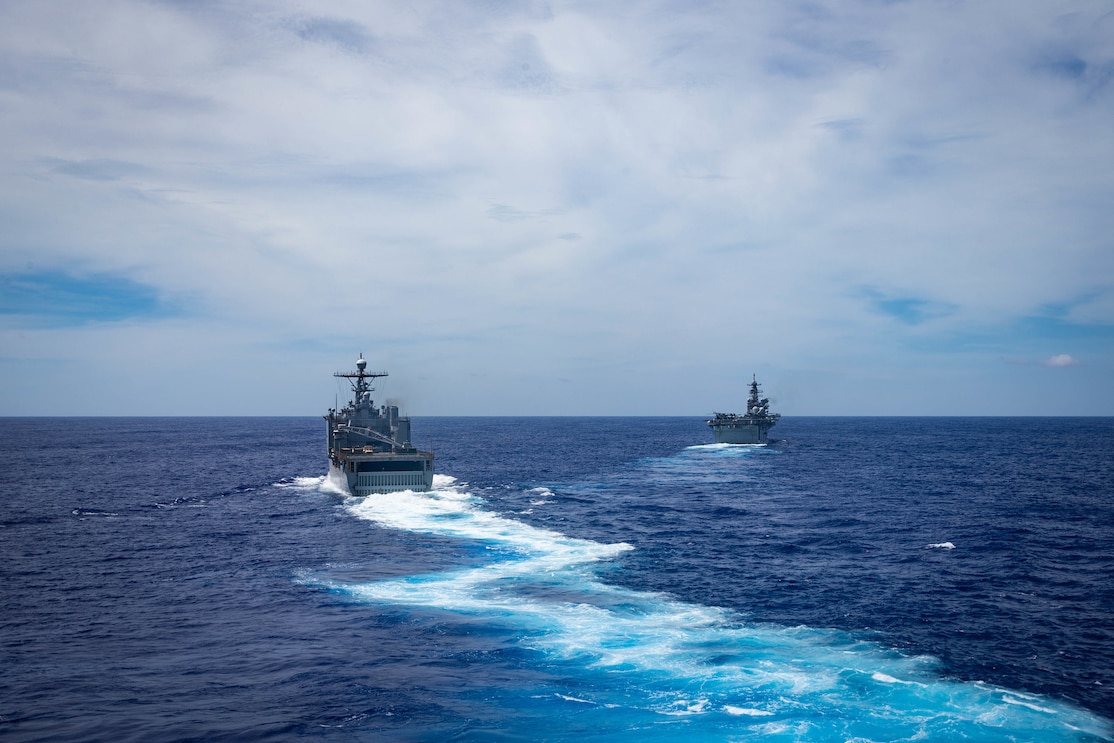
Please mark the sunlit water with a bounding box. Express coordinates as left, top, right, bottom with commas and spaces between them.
2, 417, 1111, 741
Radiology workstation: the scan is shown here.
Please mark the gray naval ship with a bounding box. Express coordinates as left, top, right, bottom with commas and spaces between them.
325, 354, 434, 495
707, 376, 780, 444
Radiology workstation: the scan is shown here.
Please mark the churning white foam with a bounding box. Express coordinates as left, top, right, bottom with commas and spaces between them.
529, 486, 554, 505
686, 443, 764, 451
305, 477, 1109, 739
554, 694, 594, 705
928, 542, 956, 549
724, 706, 774, 717
346, 478, 629, 562
274, 475, 328, 490
1003, 694, 1057, 714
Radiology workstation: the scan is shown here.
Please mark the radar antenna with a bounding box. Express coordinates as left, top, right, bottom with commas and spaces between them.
334, 353, 388, 397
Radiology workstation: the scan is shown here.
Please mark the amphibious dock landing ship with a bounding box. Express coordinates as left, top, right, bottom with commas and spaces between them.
325, 354, 434, 495
707, 376, 780, 444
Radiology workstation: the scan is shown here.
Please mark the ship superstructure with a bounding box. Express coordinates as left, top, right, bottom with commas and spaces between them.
707, 376, 780, 444
325, 354, 434, 495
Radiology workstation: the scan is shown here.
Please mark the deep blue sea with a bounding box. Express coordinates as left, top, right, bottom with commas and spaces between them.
2, 417, 1112, 742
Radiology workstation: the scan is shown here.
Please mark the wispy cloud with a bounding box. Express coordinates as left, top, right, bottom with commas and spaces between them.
487, 204, 562, 223
1042, 354, 1081, 368
290, 16, 374, 55
42, 157, 151, 182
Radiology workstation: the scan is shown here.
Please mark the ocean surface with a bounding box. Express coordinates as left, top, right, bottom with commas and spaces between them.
2, 416, 1112, 742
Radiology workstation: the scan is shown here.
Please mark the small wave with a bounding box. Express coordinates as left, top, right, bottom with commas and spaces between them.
872, 671, 911, 684
315, 712, 370, 729
554, 694, 594, 705
928, 542, 956, 549
274, 476, 326, 489
660, 698, 709, 716
724, 706, 774, 717
153, 497, 208, 509
530, 486, 554, 506
1003, 694, 1057, 714
71, 509, 119, 518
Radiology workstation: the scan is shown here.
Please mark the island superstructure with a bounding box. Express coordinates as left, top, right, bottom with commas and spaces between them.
325, 354, 434, 495
707, 376, 780, 444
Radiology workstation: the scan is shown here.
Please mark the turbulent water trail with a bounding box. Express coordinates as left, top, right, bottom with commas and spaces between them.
298, 470, 1111, 742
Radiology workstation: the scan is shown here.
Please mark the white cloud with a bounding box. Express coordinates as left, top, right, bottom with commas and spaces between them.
0, 0, 1112, 414
1042, 354, 1081, 368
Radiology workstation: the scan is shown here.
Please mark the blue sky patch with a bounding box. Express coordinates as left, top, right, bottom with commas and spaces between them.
906, 311, 1113, 361
1012, 313, 1114, 343
0, 271, 173, 324
859, 287, 954, 325
1037, 52, 1088, 80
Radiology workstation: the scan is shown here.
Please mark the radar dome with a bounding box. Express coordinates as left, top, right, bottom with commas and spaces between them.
356, 356, 367, 371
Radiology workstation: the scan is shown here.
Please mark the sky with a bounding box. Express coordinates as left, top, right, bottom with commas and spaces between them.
1, 0, 1112, 416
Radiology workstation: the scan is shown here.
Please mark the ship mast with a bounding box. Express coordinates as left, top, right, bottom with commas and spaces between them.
334, 354, 388, 403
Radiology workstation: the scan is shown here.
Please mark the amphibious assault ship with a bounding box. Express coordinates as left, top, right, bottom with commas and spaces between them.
707, 376, 780, 444
325, 354, 434, 495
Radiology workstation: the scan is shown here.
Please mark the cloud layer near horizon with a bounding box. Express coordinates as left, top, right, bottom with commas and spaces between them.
1, 0, 1111, 414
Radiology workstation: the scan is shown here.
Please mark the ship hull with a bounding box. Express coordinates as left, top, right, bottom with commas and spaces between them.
329, 451, 434, 496
710, 421, 774, 445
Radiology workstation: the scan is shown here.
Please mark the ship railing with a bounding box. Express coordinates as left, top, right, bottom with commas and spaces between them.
335, 424, 401, 449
